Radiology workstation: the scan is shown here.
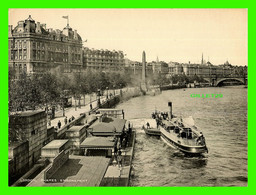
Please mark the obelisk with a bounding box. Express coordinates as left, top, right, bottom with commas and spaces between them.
141, 51, 147, 92
142, 51, 146, 83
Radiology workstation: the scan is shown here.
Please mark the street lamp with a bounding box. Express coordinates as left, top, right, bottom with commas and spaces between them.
106, 87, 109, 99
97, 89, 101, 107
119, 84, 122, 96
113, 85, 116, 96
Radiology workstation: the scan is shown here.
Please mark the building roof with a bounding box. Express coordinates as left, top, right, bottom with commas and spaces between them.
80, 136, 115, 149
66, 125, 85, 132
92, 123, 117, 133
27, 156, 110, 187
42, 140, 69, 149
91, 118, 126, 134
10, 15, 82, 42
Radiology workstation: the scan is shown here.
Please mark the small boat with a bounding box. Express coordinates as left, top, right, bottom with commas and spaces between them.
152, 102, 208, 155
142, 119, 161, 136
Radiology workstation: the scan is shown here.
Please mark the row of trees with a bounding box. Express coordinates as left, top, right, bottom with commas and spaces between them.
8, 69, 132, 112
9, 67, 207, 112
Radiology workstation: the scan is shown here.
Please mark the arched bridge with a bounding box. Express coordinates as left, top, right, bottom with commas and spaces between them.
215, 78, 245, 86
203, 76, 247, 86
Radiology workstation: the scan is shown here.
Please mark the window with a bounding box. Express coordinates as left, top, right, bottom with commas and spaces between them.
23, 41, 27, 48
11, 51, 14, 60
31, 130, 36, 135
19, 49, 22, 60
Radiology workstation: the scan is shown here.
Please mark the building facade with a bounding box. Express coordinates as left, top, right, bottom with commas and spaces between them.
83, 47, 125, 71
8, 15, 83, 77
168, 60, 247, 79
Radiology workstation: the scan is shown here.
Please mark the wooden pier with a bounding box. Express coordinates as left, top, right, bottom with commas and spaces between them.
100, 130, 136, 186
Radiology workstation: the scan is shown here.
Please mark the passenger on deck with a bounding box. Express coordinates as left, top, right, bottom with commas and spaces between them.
146, 122, 150, 129
57, 120, 61, 129
64, 117, 67, 125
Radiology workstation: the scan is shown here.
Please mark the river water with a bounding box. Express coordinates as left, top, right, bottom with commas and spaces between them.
115, 86, 248, 186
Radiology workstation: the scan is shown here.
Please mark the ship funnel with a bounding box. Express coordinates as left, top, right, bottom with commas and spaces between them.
168, 102, 172, 119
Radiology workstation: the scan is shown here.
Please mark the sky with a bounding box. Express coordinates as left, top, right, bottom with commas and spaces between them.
9, 9, 248, 65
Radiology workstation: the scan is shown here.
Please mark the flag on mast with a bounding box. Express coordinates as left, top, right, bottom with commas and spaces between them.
62, 16, 69, 27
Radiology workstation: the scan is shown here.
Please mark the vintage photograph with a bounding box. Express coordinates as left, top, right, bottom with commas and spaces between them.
8, 8, 247, 187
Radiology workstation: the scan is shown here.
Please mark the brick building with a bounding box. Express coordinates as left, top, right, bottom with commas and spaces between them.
8, 15, 83, 78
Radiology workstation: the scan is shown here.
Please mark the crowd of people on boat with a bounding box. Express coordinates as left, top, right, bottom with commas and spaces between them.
151, 111, 170, 129
152, 111, 169, 120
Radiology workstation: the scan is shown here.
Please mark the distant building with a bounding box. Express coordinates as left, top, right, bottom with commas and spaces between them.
168, 62, 183, 75
8, 15, 83, 78
83, 47, 125, 71
149, 57, 168, 74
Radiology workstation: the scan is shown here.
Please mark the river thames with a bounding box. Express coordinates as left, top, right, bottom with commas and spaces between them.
116, 86, 247, 186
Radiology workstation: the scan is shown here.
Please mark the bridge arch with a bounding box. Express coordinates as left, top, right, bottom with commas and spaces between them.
216, 78, 245, 86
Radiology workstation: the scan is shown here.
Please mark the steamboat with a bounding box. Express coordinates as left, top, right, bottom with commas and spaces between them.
152, 102, 208, 155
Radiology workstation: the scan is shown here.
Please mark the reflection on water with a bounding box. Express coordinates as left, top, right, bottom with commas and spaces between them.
116, 86, 247, 186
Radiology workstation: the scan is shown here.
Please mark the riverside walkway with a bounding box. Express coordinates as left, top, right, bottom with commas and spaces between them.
48, 87, 138, 130
48, 95, 107, 130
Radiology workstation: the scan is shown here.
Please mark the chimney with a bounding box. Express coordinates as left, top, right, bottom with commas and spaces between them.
41, 23, 46, 29
168, 102, 172, 119
36, 22, 42, 33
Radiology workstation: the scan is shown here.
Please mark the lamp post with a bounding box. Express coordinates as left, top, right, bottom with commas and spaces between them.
60, 93, 65, 117
113, 85, 116, 96
89, 93, 92, 111
78, 84, 81, 109
97, 89, 101, 108
120, 84, 122, 97
106, 87, 109, 99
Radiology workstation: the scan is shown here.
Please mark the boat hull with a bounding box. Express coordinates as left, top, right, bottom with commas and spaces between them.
144, 128, 161, 136
160, 128, 208, 155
